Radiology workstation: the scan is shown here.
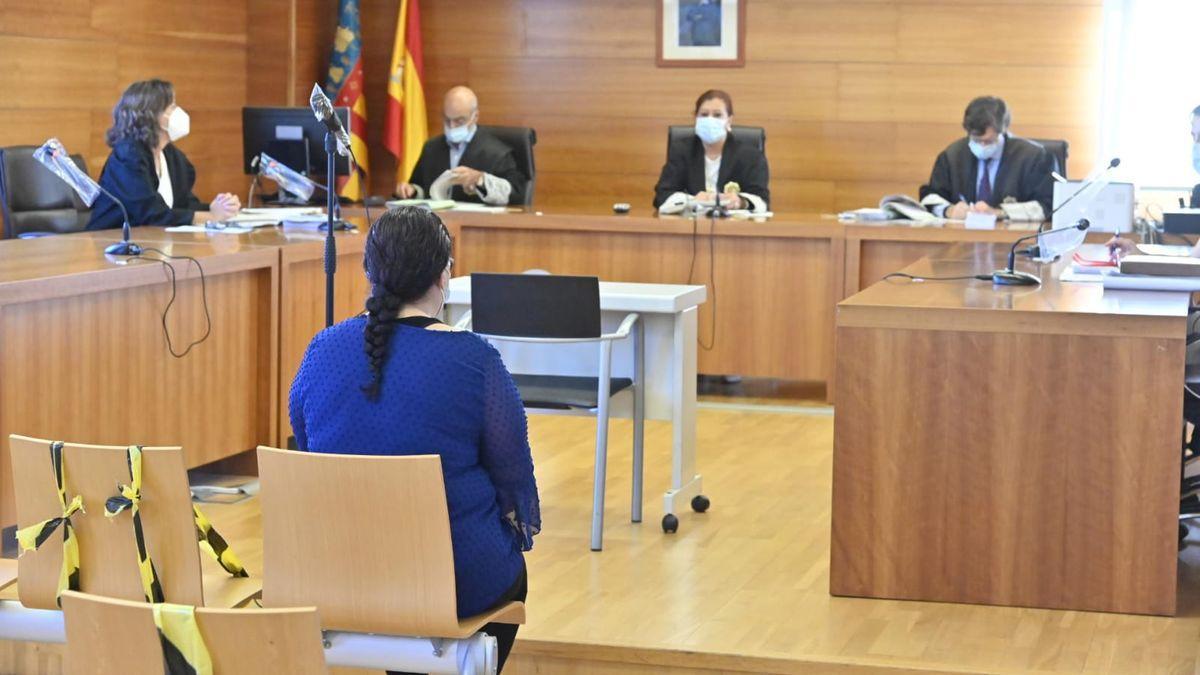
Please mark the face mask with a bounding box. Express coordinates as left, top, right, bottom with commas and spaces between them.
165, 107, 189, 142
1192, 143, 1200, 175
968, 138, 1000, 161
695, 116, 728, 145
445, 123, 473, 145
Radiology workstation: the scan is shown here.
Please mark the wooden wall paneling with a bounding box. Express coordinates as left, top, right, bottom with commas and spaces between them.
895, 5, 1103, 67
248, 0, 296, 106
0, 36, 117, 111
0, 0, 98, 41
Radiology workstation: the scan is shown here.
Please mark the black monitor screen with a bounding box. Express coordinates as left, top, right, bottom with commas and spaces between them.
242, 107, 352, 177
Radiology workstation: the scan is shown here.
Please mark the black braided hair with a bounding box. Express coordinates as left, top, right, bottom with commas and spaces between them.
361, 206, 453, 399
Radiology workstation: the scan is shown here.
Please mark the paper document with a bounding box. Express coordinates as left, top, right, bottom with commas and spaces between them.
386, 199, 456, 211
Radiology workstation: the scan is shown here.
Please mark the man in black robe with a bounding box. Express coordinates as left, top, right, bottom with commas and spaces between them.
920, 96, 1055, 221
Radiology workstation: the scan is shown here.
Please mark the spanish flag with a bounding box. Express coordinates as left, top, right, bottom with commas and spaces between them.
323, 0, 369, 201
383, 0, 427, 186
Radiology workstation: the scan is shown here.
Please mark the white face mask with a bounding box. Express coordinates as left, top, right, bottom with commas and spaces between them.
968, 138, 1001, 161
695, 116, 728, 145
165, 107, 190, 142
445, 123, 473, 145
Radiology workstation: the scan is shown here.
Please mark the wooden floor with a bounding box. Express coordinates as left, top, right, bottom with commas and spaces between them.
7, 397, 1200, 674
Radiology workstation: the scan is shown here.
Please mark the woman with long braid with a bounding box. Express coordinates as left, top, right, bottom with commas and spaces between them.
289, 206, 539, 673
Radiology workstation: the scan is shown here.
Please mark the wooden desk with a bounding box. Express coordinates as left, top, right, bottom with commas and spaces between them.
829, 243, 1189, 615
0, 231, 279, 526
440, 209, 845, 383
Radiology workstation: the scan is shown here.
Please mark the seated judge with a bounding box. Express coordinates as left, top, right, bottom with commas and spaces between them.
654, 89, 769, 214
919, 96, 1055, 222
395, 86, 525, 206
87, 79, 240, 230
289, 206, 538, 673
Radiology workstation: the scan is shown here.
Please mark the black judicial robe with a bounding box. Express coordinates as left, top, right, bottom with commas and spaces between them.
407, 129, 525, 206
1190, 184, 1199, 208
87, 139, 207, 230
653, 134, 770, 209
919, 135, 1055, 217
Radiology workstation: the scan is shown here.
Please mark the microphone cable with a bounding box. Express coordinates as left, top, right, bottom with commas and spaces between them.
883, 272, 990, 283
139, 247, 213, 358
686, 206, 718, 351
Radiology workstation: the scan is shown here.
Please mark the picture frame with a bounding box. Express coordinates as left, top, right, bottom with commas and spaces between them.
657, 0, 746, 68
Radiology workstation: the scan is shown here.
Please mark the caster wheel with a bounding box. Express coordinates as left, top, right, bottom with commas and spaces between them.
662, 513, 679, 533
691, 495, 710, 513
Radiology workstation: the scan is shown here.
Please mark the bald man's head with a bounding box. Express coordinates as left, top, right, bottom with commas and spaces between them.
443, 86, 479, 128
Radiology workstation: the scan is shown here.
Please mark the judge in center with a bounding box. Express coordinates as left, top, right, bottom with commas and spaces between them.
654, 89, 770, 214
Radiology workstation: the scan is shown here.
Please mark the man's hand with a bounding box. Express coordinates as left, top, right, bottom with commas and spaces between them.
395, 182, 416, 199
449, 166, 484, 192
969, 202, 1001, 216
945, 201, 970, 219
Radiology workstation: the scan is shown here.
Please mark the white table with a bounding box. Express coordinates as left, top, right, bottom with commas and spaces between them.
445, 277, 709, 531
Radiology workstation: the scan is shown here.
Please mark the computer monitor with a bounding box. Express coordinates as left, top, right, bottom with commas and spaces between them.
1051, 181, 1135, 234
242, 107, 352, 178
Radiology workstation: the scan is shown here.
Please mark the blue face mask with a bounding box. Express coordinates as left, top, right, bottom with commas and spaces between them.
445, 123, 473, 145
969, 139, 1001, 161
1192, 143, 1200, 175
695, 116, 728, 145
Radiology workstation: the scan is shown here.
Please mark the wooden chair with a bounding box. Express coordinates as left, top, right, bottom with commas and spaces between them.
257, 446, 525, 638
8, 435, 260, 610
0, 559, 16, 592
62, 590, 326, 674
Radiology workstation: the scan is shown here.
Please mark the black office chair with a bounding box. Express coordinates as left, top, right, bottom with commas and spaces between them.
0, 145, 92, 239
1030, 138, 1069, 179
479, 125, 536, 206
457, 272, 645, 551
667, 124, 766, 157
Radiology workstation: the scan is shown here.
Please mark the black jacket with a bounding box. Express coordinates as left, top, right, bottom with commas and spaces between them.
86, 139, 207, 230
407, 129, 525, 205
1191, 184, 1199, 208
920, 135, 1055, 216
653, 134, 770, 209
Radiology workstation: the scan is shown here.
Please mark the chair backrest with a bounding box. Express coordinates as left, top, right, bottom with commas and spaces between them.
479, 125, 537, 206
0, 146, 91, 238
257, 446, 464, 636
470, 272, 601, 339
9, 435, 205, 610
1030, 137, 1070, 179
62, 590, 327, 675
667, 124, 767, 158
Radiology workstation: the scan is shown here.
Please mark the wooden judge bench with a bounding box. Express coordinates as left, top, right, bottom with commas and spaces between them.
0, 209, 1107, 531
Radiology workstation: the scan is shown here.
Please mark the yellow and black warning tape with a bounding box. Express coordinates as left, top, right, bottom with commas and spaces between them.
153, 602, 213, 675
14, 441, 83, 605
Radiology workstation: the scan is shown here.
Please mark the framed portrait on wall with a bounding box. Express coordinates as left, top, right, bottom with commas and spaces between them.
657, 0, 746, 67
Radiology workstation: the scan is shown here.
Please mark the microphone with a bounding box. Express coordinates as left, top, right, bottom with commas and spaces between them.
992, 218, 1090, 286
33, 138, 141, 256
309, 83, 351, 157
1050, 157, 1120, 218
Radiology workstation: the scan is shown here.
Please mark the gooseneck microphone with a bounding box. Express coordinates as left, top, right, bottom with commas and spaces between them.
96, 183, 142, 256
992, 218, 1090, 286
309, 84, 351, 158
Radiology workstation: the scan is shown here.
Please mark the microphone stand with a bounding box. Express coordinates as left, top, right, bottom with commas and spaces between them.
323, 131, 338, 328
992, 219, 1090, 286
98, 183, 141, 256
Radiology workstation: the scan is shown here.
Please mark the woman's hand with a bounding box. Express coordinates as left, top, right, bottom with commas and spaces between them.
722, 191, 745, 210
210, 193, 241, 221
1106, 236, 1137, 260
